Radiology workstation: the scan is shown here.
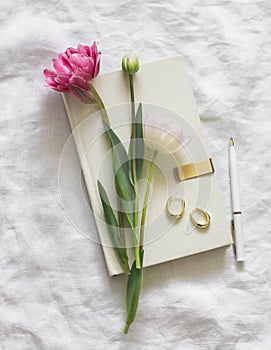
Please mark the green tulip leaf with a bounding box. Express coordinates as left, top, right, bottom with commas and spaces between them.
97, 180, 130, 275
129, 103, 145, 183
103, 122, 135, 228
124, 250, 144, 334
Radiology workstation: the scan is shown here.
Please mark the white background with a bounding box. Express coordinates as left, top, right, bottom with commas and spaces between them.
0, 0, 270, 349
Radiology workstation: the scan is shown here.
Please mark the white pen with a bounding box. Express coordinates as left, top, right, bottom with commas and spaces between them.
229, 137, 245, 261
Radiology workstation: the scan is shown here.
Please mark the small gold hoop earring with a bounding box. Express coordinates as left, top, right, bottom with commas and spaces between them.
190, 208, 211, 229
166, 196, 185, 220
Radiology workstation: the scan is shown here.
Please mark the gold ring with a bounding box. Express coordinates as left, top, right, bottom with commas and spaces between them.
166, 196, 185, 219
190, 208, 211, 229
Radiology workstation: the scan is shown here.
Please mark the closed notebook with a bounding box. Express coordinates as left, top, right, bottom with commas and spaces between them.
62, 56, 232, 276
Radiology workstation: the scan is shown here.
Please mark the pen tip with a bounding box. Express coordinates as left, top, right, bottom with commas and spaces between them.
230, 137, 234, 146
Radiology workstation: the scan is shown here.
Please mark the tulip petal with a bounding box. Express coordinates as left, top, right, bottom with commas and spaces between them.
56, 85, 70, 92
55, 74, 70, 85
91, 41, 98, 56
73, 69, 90, 81
58, 54, 73, 72
77, 44, 88, 56
93, 58, 100, 78
66, 47, 78, 58
44, 69, 57, 88
144, 116, 191, 154
53, 58, 71, 74
70, 53, 89, 69
70, 75, 90, 91
85, 58, 95, 77
44, 68, 56, 79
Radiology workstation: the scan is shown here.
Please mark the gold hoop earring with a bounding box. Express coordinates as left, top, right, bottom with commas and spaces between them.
166, 196, 185, 220
190, 208, 211, 229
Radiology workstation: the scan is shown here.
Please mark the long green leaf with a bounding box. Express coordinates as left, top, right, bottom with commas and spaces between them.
103, 122, 135, 228
124, 250, 144, 334
129, 103, 145, 183
97, 180, 130, 275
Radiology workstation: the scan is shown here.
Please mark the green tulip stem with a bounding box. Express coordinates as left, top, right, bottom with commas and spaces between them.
129, 74, 137, 189
90, 83, 111, 126
129, 74, 140, 269
139, 151, 157, 251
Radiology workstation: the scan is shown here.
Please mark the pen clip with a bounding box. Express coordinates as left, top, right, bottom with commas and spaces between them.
231, 219, 236, 255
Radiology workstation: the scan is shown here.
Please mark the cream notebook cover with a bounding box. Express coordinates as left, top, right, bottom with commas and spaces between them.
62, 56, 232, 276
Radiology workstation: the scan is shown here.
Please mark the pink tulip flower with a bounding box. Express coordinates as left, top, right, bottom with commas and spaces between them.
44, 42, 101, 103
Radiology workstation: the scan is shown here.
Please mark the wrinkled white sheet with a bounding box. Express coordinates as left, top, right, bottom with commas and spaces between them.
0, 1, 270, 349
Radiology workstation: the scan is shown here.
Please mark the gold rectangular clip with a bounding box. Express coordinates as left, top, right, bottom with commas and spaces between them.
175, 158, 215, 181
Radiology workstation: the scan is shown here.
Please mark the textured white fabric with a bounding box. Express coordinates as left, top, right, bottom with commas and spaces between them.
0, 1, 270, 349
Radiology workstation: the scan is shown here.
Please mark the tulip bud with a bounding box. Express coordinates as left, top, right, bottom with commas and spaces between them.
122, 53, 140, 75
